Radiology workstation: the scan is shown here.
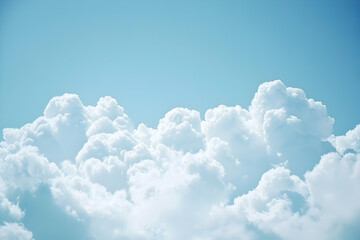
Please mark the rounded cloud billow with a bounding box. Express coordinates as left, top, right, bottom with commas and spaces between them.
0, 80, 359, 240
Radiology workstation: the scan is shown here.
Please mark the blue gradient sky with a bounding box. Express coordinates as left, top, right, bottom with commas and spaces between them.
1, 0, 359, 135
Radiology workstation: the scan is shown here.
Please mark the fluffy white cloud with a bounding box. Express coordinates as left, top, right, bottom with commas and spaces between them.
0, 80, 358, 240
205, 151, 360, 240
155, 108, 204, 153
329, 124, 360, 154
0, 145, 59, 193
0, 222, 34, 240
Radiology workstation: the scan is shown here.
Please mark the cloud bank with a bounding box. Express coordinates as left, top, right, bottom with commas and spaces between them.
0, 80, 359, 240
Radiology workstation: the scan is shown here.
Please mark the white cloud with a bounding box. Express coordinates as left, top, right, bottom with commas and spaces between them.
206, 151, 360, 240
0, 80, 358, 240
0, 145, 59, 193
0, 195, 24, 221
155, 107, 204, 153
0, 223, 34, 240
305, 152, 360, 222
329, 124, 360, 154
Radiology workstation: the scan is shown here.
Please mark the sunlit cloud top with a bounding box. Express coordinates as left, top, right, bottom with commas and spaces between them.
1, 80, 359, 240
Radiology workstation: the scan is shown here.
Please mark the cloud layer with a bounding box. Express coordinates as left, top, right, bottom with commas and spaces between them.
0, 80, 359, 240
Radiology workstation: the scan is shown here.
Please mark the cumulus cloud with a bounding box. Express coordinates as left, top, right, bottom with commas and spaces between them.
0, 80, 358, 240
329, 124, 360, 154
0, 222, 34, 240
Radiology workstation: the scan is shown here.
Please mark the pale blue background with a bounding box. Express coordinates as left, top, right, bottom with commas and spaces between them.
1, 0, 359, 135
1, 1, 360, 239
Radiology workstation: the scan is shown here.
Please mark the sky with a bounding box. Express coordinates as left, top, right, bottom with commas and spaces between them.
0, 1, 360, 240
1, 0, 360, 135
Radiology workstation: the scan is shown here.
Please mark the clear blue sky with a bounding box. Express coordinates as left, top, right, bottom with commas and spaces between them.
1, 0, 359, 136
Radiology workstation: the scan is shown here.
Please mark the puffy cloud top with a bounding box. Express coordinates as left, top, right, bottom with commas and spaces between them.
0, 80, 358, 240
156, 107, 204, 153
329, 124, 360, 154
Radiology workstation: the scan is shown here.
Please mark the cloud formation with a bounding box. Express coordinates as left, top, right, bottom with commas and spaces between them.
0, 80, 359, 240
